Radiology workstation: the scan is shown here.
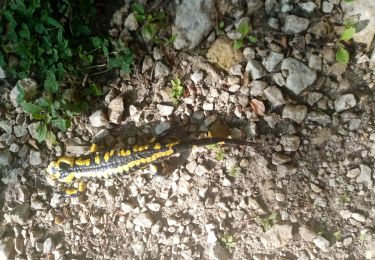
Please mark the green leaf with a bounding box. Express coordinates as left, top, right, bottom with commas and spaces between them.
21, 102, 44, 114
131, 3, 145, 14
268, 212, 277, 220
134, 14, 146, 22
51, 117, 70, 131
57, 29, 63, 43
46, 130, 57, 145
248, 35, 258, 43
44, 74, 59, 93
219, 21, 225, 28
19, 23, 30, 39
35, 123, 48, 143
73, 25, 91, 36
35, 97, 50, 108
35, 23, 46, 34
107, 57, 122, 69
103, 46, 109, 57
343, 0, 354, 2
340, 27, 355, 41
90, 83, 103, 96
47, 17, 63, 29
31, 114, 46, 120
16, 84, 25, 103
237, 21, 250, 37
154, 12, 166, 22
336, 46, 350, 64
233, 39, 244, 49
4, 11, 17, 29
164, 34, 177, 46
91, 37, 103, 48
141, 24, 157, 41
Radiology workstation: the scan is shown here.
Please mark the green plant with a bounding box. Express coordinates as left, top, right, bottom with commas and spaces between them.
171, 78, 184, 103
220, 234, 236, 253
233, 20, 257, 49
333, 230, 342, 241
131, 2, 173, 45
359, 233, 366, 244
228, 165, 240, 177
0, 0, 133, 143
256, 212, 277, 231
206, 144, 224, 161
338, 193, 351, 204
335, 12, 357, 64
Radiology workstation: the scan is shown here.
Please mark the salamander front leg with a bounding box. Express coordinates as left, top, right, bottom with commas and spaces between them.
60, 181, 87, 198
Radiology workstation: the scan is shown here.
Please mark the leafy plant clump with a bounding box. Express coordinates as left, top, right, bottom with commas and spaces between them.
233, 20, 257, 49
170, 78, 184, 104
335, 10, 357, 64
256, 212, 277, 231
220, 234, 236, 253
228, 165, 240, 177
131, 2, 176, 45
206, 144, 225, 161
0, 0, 133, 143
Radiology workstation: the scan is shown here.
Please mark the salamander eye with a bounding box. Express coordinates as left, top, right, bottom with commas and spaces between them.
59, 161, 72, 170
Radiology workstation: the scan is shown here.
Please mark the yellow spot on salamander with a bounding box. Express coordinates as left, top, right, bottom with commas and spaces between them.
95, 156, 101, 164
154, 143, 161, 150
138, 145, 149, 152
120, 165, 130, 172
217, 141, 225, 145
166, 140, 180, 148
140, 158, 147, 164
110, 150, 115, 156
62, 173, 75, 183
78, 181, 87, 192
149, 164, 158, 174
56, 156, 75, 168
90, 144, 99, 153
133, 145, 139, 152
119, 149, 131, 156
104, 152, 110, 162
75, 158, 91, 166
128, 161, 136, 168
65, 188, 78, 195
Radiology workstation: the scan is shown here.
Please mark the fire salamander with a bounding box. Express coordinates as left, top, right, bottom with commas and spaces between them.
46, 137, 255, 184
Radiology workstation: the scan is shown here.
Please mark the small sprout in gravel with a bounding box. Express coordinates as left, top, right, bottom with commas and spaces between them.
216, 20, 226, 36
333, 230, 342, 241
220, 234, 236, 253
228, 165, 240, 177
206, 144, 224, 161
336, 16, 357, 64
256, 212, 277, 231
233, 20, 257, 49
358, 233, 366, 244
171, 78, 184, 103
338, 193, 351, 204
132, 2, 171, 44
163, 34, 177, 46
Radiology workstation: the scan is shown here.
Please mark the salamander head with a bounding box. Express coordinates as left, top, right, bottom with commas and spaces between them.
46, 156, 75, 182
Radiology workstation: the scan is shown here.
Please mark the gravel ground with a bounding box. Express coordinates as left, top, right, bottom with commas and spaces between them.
1, 0, 375, 259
